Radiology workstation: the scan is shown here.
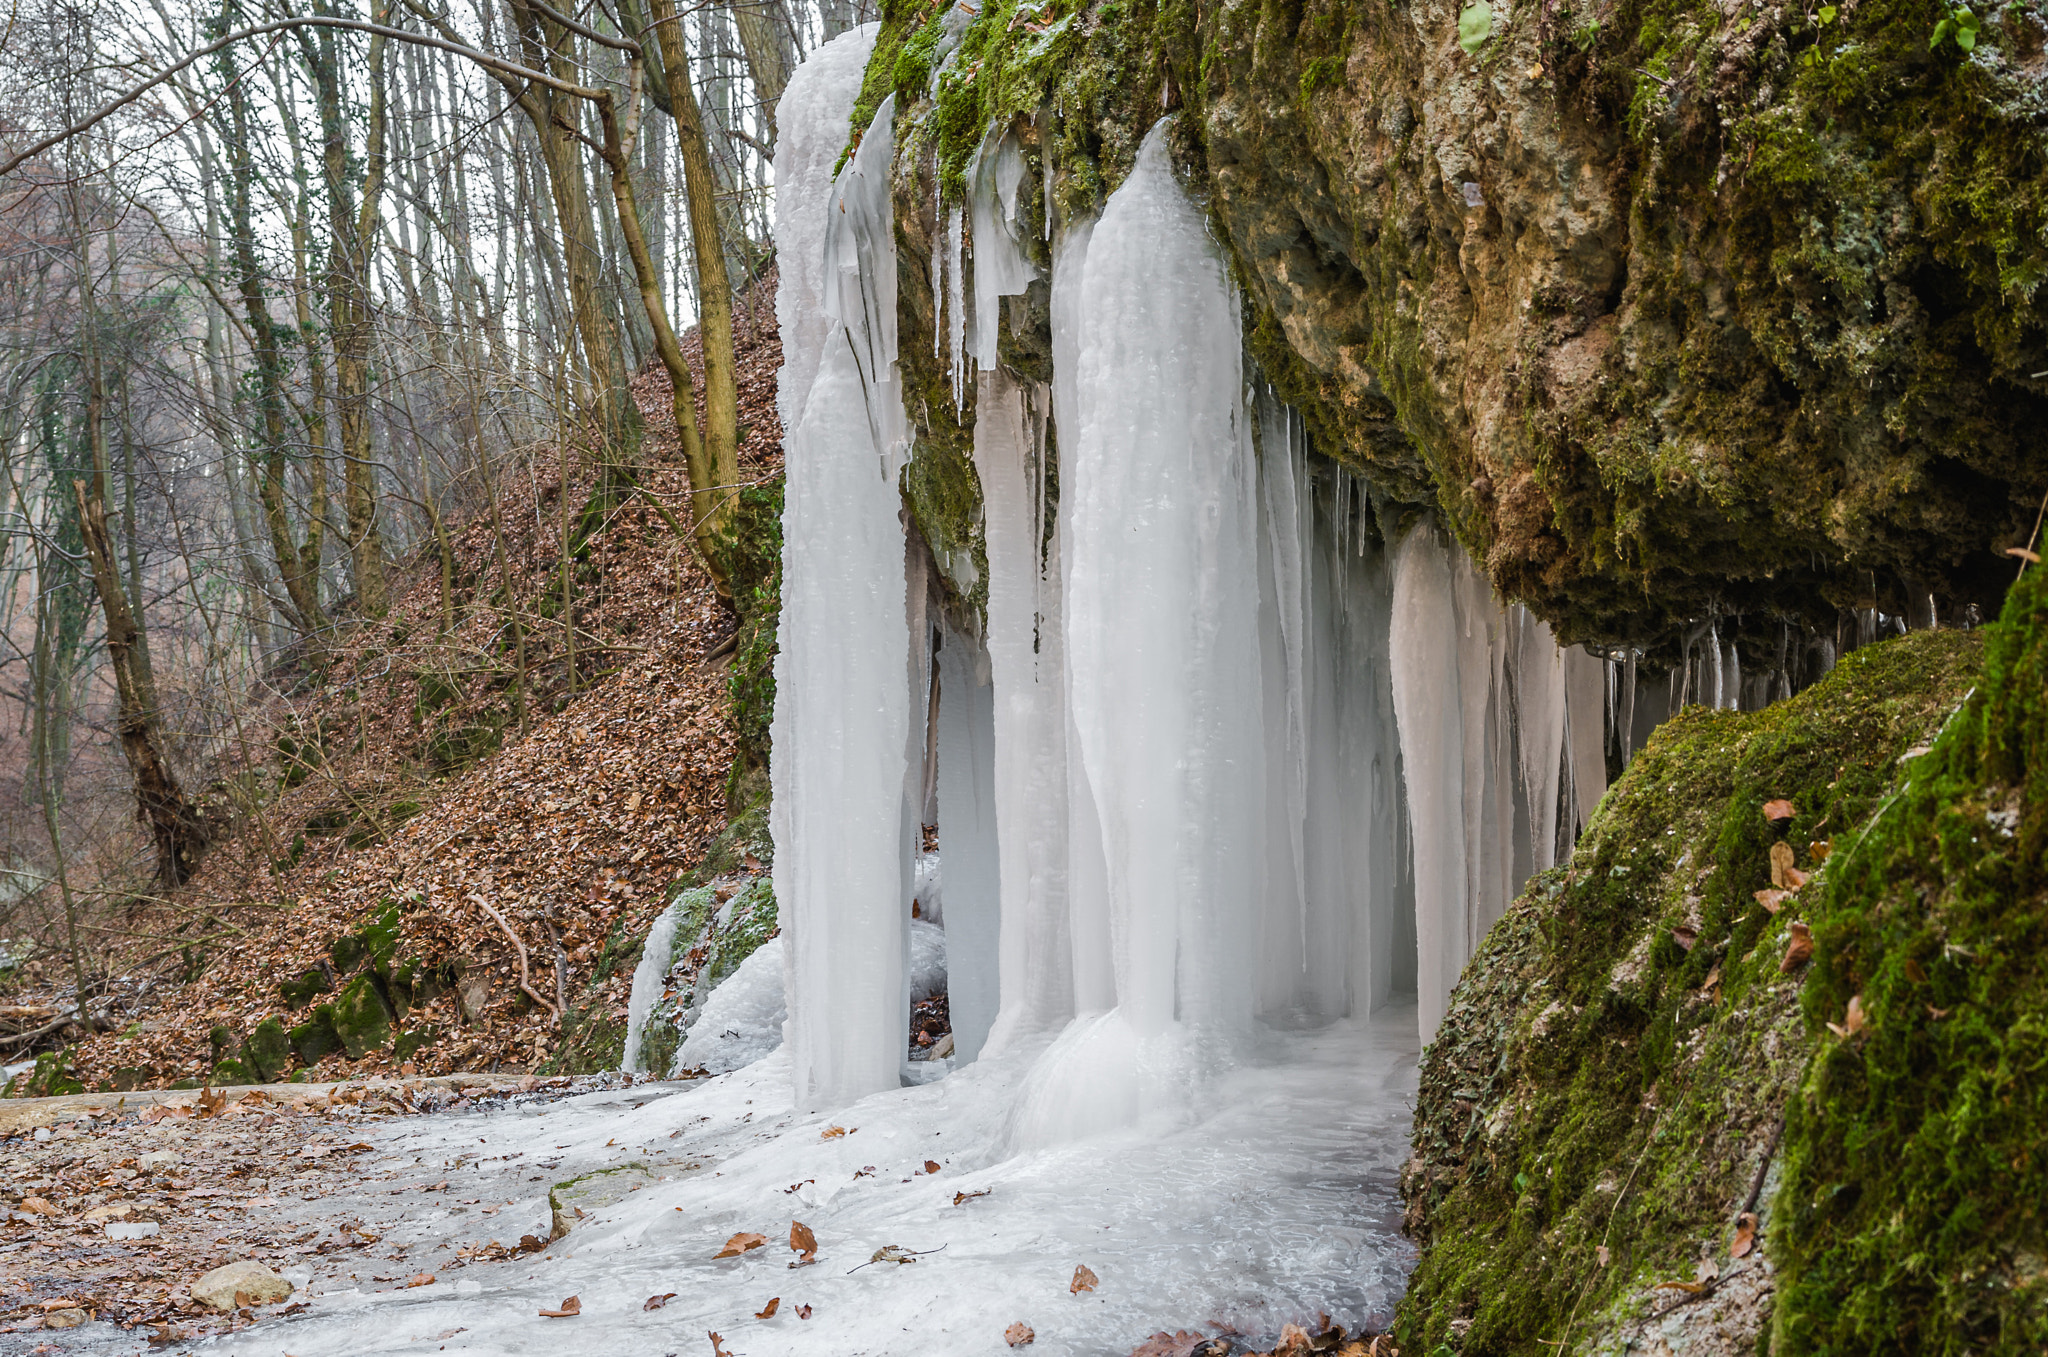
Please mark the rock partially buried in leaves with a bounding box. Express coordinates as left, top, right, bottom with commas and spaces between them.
42, 1307, 88, 1329
191, 1260, 294, 1311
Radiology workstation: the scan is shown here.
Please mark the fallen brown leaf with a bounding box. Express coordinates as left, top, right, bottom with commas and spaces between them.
1763, 798, 1797, 825
403, 1273, 437, 1289
1827, 994, 1868, 1039
1904, 956, 1928, 985
1271, 1324, 1316, 1357
714, 1231, 768, 1259
1127, 1331, 1207, 1357
1780, 922, 1814, 972
923, 1160, 941, 1174
796, 1304, 813, 1319
1754, 888, 1791, 914
1654, 1280, 1707, 1294
1809, 839, 1833, 862
643, 1293, 676, 1311
790, 1220, 818, 1264
1769, 840, 1797, 887
709, 1332, 732, 1357
19, 1197, 58, 1217
954, 1189, 992, 1206
819, 1126, 848, 1140
1595, 1244, 1610, 1266
1006, 1320, 1037, 1347
1730, 1212, 1758, 1258
1783, 865, 1810, 890
756, 1297, 780, 1319
1071, 1264, 1099, 1296
538, 1296, 581, 1318
1670, 926, 1698, 951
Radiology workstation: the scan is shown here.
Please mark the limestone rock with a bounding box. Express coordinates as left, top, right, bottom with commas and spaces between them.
548, 1164, 655, 1241
190, 1260, 294, 1310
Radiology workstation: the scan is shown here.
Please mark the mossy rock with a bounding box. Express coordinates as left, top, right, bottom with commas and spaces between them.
1400, 626, 1985, 1353
242, 1018, 292, 1083
289, 1008, 344, 1067
207, 1025, 239, 1061
547, 1164, 655, 1240
278, 968, 331, 1011
330, 973, 393, 1059
1774, 565, 2048, 1353
211, 1058, 256, 1086
392, 1024, 440, 1064
10, 1050, 86, 1098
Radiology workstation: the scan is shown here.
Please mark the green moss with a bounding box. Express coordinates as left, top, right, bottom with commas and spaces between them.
242, 1018, 292, 1082
329, 974, 393, 1060
5, 1049, 85, 1098
289, 1008, 343, 1066
1774, 566, 2048, 1353
1400, 627, 1984, 1353
718, 478, 784, 772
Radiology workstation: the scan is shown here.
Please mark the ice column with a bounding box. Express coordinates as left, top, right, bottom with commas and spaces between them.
773, 37, 915, 1108
1064, 122, 1264, 1042
934, 619, 1001, 1063
968, 126, 1039, 370
974, 371, 1074, 1054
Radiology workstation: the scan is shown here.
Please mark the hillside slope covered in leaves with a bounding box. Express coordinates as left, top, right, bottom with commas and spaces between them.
5, 290, 788, 1096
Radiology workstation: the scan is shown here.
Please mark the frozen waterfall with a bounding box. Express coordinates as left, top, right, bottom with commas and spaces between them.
773, 99, 1634, 1126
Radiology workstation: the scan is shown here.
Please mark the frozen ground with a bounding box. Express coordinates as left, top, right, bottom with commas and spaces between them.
100, 1012, 1418, 1357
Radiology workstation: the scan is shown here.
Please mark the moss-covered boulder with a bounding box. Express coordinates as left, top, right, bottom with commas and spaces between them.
329, 973, 393, 1060
1402, 566, 2047, 1352
1400, 625, 1983, 1352
289, 1007, 344, 1066
242, 1018, 292, 1082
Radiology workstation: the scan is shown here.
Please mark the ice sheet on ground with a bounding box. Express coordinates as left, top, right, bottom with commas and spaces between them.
213, 1012, 1418, 1357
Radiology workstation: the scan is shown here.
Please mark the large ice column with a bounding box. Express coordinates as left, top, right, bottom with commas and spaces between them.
1451, 547, 1517, 945
934, 619, 1001, 1064
773, 47, 913, 1108
1389, 526, 1467, 1039
1065, 122, 1264, 1042
1050, 217, 1115, 1017
771, 24, 876, 432
974, 371, 1074, 1055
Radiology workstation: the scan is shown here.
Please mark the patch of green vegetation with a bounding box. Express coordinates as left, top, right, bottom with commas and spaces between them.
716, 479, 784, 774
1400, 627, 1985, 1353
3, 1049, 85, 1098
1773, 566, 2048, 1352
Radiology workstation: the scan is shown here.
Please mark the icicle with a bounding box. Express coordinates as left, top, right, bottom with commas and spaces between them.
1390, 525, 1467, 1040
1012, 123, 1263, 1147
968, 125, 1038, 370
621, 895, 684, 1073
947, 204, 968, 410
975, 370, 1075, 1056
821, 91, 906, 473
934, 617, 1001, 1064
1563, 647, 1608, 841
1512, 608, 1567, 874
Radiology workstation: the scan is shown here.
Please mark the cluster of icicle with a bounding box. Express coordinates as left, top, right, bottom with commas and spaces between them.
770, 28, 1625, 1131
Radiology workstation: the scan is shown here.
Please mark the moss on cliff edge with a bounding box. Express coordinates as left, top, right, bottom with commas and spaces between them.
1401, 625, 1985, 1353
1775, 564, 2048, 1353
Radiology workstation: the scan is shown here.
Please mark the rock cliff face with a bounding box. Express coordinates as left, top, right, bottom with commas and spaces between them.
854, 0, 2048, 648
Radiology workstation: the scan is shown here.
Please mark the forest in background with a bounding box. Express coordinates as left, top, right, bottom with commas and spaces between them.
0, 0, 847, 1064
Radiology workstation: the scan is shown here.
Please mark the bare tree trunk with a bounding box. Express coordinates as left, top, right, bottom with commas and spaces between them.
730, 0, 792, 148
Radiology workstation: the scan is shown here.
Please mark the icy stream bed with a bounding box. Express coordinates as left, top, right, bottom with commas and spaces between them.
188, 1018, 1417, 1356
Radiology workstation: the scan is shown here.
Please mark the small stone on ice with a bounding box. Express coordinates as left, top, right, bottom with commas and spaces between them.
190, 1260, 294, 1311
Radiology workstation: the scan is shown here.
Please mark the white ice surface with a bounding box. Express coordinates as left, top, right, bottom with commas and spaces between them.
211, 1011, 1418, 1357
677, 944, 790, 1075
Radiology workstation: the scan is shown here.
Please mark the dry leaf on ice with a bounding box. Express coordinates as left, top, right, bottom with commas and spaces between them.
1730, 1211, 1758, 1258
923, 1160, 942, 1174
714, 1232, 769, 1259
756, 1297, 781, 1319
954, 1189, 992, 1205
1272, 1323, 1316, 1357
1005, 1321, 1036, 1347
1827, 994, 1868, 1039
790, 1220, 818, 1264
820, 1126, 849, 1140
1128, 1331, 1209, 1357
403, 1273, 436, 1288
644, 1293, 676, 1311
709, 1333, 732, 1357
1071, 1264, 1099, 1295
538, 1296, 581, 1318
1781, 922, 1814, 972
797, 1304, 813, 1319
